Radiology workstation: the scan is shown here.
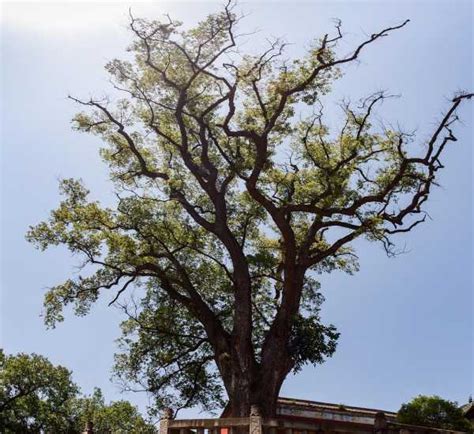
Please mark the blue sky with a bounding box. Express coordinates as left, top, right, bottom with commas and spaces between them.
1, 0, 472, 418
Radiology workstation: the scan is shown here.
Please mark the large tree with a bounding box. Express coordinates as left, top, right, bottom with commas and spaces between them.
27, 2, 472, 417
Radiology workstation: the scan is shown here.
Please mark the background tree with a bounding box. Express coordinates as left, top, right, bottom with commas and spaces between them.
0, 350, 154, 433
74, 388, 155, 433
397, 395, 472, 432
26, 1, 473, 417
0, 349, 78, 432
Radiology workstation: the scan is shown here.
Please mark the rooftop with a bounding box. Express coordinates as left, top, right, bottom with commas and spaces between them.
278, 396, 397, 418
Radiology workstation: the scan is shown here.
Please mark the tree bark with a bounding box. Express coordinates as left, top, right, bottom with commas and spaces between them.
221, 369, 288, 418
219, 271, 304, 418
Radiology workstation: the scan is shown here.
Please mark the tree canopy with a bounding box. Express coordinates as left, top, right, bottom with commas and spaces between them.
0, 349, 78, 432
26, 1, 473, 417
0, 350, 154, 433
74, 388, 155, 433
397, 395, 472, 432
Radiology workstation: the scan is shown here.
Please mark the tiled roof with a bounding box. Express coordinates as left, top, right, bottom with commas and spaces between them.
277, 396, 397, 418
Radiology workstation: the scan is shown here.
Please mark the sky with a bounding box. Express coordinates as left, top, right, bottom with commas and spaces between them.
1, 0, 472, 420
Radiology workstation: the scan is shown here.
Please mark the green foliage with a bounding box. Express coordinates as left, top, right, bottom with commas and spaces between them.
289, 314, 339, 374
0, 349, 79, 432
74, 388, 155, 433
114, 293, 226, 415
0, 350, 154, 433
397, 395, 472, 432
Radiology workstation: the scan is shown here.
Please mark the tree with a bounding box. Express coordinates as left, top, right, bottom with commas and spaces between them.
397, 395, 472, 432
26, 2, 473, 417
0, 350, 155, 433
74, 388, 155, 433
0, 349, 78, 432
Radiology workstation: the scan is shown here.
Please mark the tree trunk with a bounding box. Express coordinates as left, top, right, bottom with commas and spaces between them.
220, 270, 304, 418
221, 361, 289, 418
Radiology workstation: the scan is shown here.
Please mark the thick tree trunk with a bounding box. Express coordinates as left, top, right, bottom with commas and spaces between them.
252, 375, 285, 418
220, 360, 290, 418
223, 381, 286, 417
220, 270, 304, 418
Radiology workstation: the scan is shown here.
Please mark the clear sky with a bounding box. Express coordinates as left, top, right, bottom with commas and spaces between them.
1, 0, 472, 419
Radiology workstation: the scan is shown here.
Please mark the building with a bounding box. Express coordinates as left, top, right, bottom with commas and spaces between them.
276, 397, 464, 434
461, 399, 474, 428
277, 397, 398, 433
159, 397, 468, 434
